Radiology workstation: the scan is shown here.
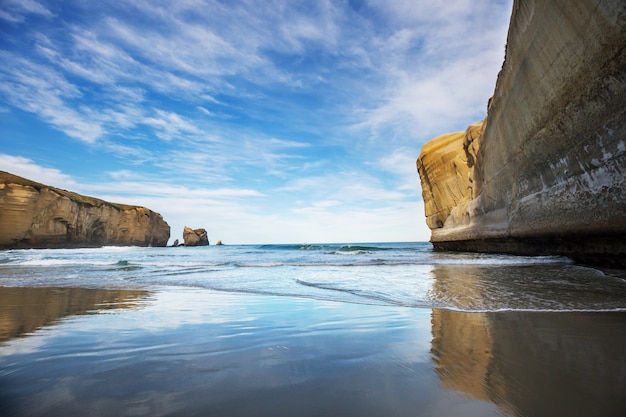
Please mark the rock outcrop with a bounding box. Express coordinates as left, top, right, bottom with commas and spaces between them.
416, 0, 626, 266
0, 171, 170, 248
183, 226, 209, 246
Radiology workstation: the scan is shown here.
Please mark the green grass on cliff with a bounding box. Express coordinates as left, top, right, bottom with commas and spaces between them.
0, 171, 138, 211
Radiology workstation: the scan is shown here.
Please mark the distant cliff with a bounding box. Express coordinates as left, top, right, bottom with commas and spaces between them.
417, 0, 626, 266
0, 171, 170, 248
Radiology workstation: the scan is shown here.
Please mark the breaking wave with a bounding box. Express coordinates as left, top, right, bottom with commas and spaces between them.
1, 242, 624, 312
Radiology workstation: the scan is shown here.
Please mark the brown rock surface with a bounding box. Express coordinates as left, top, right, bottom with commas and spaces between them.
183, 226, 209, 246
0, 171, 170, 248
416, 0, 626, 266
417, 122, 483, 230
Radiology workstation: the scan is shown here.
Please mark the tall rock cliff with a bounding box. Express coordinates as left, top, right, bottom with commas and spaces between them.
0, 171, 170, 248
417, 0, 626, 266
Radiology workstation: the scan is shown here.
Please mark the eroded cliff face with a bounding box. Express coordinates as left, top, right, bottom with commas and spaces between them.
0, 171, 170, 248
417, 122, 484, 230
417, 0, 626, 266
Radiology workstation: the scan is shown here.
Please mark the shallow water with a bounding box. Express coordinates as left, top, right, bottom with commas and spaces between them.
1, 243, 625, 416
1, 242, 624, 312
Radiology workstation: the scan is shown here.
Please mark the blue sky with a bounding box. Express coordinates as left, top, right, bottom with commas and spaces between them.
0, 0, 512, 244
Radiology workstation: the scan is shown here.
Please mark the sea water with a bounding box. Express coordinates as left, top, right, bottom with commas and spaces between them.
0, 242, 624, 312
1, 243, 625, 417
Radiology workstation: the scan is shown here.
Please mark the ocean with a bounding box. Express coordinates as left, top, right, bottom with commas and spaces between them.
1, 242, 625, 416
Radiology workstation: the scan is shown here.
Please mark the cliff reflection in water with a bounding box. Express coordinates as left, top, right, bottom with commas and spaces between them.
430, 265, 626, 417
0, 286, 151, 341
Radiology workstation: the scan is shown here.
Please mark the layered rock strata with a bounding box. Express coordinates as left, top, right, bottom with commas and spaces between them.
416, 0, 626, 266
183, 226, 209, 246
0, 171, 170, 248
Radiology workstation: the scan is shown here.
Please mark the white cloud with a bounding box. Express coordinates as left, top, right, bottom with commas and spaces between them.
276, 171, 412, 206
313, 200, 343, 209
88, 181, 265, 201
3, 0, 510, 149
376, 148, 421, 177
0, 154, 432, 244
0, 0, 53, 23
142, 109, 203, 141
0, 1, 512, 244
0, 154, 77, 189
347, 0, 511, 139
0, 52, 104, 143
265, 138, 310, 148
107, 170, 138, 180
156, 197, 429, 245
197, 106, 216, 117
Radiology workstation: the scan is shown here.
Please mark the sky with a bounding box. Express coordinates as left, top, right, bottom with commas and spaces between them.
0, 0, 512, 245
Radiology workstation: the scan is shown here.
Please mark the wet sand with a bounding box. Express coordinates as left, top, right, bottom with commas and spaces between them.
0, 286, 625, 417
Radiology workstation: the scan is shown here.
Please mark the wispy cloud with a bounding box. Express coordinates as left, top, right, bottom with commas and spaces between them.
0, 0, 53, 23
1, 152, 429, 243
142, 109, 203, 141
346, 0, 511, 139
276, 171, 411, 206
2, 0, 510, 145
0, 0, 513, 243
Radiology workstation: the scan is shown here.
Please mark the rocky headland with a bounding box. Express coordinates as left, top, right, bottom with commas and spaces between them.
0, 171, 170, 249
416, 0, 626, 267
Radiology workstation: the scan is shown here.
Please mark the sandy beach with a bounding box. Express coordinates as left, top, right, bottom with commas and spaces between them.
1, 285, 624, 417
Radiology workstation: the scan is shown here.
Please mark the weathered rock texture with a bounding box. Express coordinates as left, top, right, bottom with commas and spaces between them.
183, 226, 209, 246
417, 0, 626, 266
0, 171, 170, 248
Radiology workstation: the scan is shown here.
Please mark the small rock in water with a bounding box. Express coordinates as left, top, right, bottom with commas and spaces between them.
183, 226, 209, 246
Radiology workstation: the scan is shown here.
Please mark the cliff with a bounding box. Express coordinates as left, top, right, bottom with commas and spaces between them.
417, 0, 626, 266
0, 171, 170, 248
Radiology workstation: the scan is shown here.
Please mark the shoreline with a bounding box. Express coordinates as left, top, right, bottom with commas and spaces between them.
1, 286, 625, 417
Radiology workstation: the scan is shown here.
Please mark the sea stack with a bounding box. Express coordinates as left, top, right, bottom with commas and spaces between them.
0, 171, 170, 248
183, 226, 209, 246
416, 0, 626, 267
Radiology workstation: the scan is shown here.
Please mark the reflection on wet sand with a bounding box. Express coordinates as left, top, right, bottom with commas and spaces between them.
430, 267, 626, 417
0, 286, 151, 341
430, 309, 509, 411
428, 263, 626, 311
